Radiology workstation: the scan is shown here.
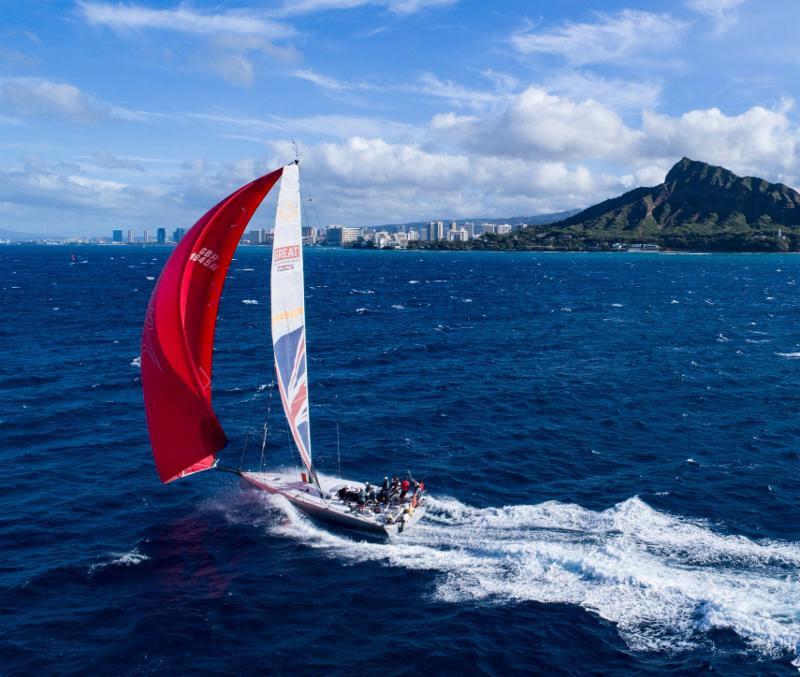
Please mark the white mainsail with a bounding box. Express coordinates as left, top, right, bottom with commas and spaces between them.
270, 162, 317, 485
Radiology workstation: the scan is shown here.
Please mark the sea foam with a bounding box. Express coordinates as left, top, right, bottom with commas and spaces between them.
254, 493, 800, 661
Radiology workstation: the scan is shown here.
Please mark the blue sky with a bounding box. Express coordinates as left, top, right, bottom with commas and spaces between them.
1, 0, 799, 234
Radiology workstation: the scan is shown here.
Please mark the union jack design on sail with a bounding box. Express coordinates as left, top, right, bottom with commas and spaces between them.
270, 162, 316, 482
274, 325, 312, 472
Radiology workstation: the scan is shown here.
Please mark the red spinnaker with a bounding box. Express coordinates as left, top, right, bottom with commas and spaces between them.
141, 168, 283, 483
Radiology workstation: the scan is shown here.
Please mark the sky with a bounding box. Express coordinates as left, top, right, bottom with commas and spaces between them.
1, 0, 799, 235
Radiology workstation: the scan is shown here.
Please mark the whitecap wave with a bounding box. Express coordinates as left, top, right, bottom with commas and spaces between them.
249, 493, 800, 661
131, 356, 141, 368
90, 547, 149, 573
777, 352, 800, 359
241, 299, 259, 305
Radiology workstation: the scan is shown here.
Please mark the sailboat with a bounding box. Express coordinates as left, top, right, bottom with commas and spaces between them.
141, 162, 426, 536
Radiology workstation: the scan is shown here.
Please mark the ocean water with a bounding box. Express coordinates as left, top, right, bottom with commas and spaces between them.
2, 245, 800, 675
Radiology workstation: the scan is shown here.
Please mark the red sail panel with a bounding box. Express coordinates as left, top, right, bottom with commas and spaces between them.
141, 168, 283, 483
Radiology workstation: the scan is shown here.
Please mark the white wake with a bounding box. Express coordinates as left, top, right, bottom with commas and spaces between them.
234, 492, 800, 661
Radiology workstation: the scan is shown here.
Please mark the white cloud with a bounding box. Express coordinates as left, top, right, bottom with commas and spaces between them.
427, 82, 800, 184
261, 136, 623, 225
285, 136, 470, 188
641, 99, 799, 175
79, 2, 294, 39
687, 0, 747, 33
211, 53, 255, 87
0, 156, 133, 210
543, 71, 662, 112
79, 2, 297, 87
511, 10, 687, 64
436, 87, 641, 161
92, 151, 145, 172
188, 111, 419, 143
0, 79, 99, 122
293, 69, 348, 91
277, 0, 456, 17
0, 78, 161, 123
291, 69, 377, 93
412, 72, 507, 109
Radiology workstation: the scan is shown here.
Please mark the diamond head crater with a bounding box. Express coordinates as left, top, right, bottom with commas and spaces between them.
408, 158, 800, 253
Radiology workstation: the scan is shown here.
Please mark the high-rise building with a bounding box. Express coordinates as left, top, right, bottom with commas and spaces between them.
450, 221, 458, 231
496, 224, 512, 235
301, 226, 317, 244
428, 221, 444, 241
326, 225, 361, 245
127, 229, 135, 244
407, 229, 420, 241
173, 227, 186, 243
112, 229, 123, 243
247, 230, 262, 244
143, 229, 151, 244
156, 227, 166, 244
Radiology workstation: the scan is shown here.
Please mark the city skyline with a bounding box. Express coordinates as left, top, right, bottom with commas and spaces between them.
3, 1, 800, 235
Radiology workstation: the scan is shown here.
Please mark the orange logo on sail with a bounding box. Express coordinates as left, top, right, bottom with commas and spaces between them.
273, 306, 304, 323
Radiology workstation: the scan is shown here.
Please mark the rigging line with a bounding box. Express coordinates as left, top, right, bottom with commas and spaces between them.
260, 379, 276, 472
237, 361, 271, 469
219, 255, 270, 470
337, 419, 342, 478
239, 431, 250, 469
299, 171, 323, 234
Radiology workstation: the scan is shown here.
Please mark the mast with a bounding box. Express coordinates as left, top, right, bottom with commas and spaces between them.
270, 162, 321, 491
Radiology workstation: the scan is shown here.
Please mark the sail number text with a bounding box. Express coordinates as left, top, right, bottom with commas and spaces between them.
190, 248, 220, 271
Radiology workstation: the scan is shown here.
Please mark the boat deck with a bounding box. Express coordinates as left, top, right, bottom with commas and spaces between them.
240, 471, 426, 536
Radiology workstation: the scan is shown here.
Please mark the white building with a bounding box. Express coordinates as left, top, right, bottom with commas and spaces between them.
407, 229, 420, 241
326, 225, 361, 245
447, 228, 469, 242
496, 224, 512, 235
127, 229, 135, 244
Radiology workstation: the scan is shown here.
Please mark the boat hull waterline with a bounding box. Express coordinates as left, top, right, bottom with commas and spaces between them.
240, 471, 426, 536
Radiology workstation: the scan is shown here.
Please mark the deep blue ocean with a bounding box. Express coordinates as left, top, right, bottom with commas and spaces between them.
2, 245, 800, 675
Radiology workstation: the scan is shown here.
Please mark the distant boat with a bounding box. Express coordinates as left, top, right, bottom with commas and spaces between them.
141, 162, 426, 536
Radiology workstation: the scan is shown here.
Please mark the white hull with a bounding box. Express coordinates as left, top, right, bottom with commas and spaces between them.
240, 471, 426, 536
